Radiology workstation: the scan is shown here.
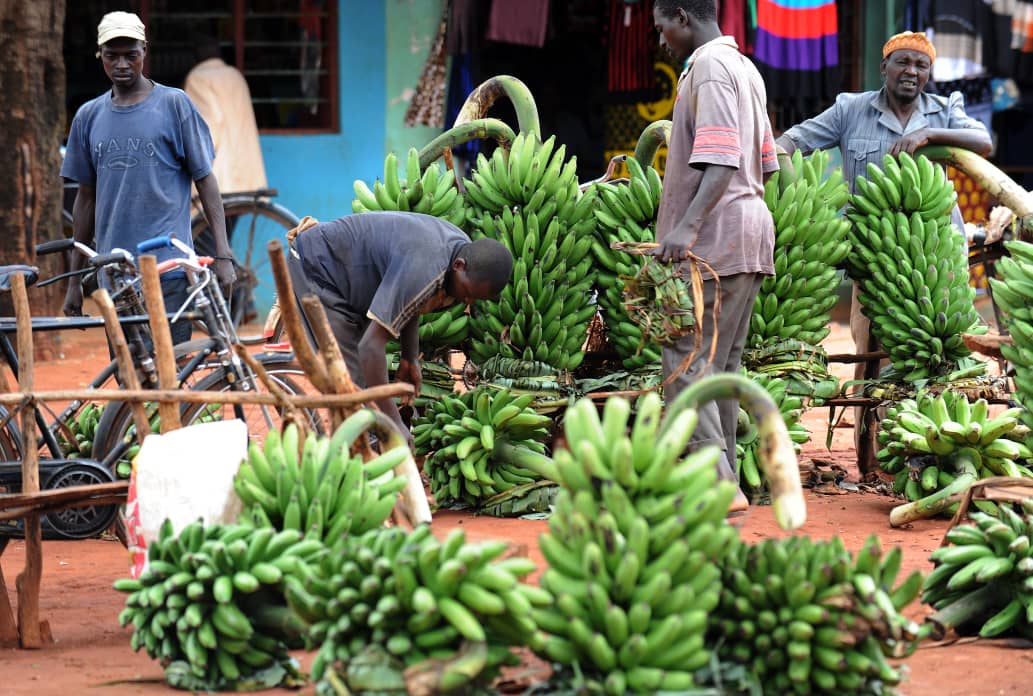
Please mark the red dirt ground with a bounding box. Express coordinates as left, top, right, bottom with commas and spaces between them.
3, 319, 1033, 694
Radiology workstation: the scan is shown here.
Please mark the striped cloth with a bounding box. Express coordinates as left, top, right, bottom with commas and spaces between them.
752, 0, 840, 112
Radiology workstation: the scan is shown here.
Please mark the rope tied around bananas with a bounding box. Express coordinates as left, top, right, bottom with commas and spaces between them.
610, 241, 718, 388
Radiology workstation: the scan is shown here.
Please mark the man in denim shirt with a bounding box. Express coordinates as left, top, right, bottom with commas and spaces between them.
775, 31, 991, 444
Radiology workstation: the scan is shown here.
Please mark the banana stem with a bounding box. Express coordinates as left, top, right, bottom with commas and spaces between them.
493, 441, 559, 482
633, 120, 672, 169
453, 75, 541, 140
888, 472, 976, 527
915, 145, 1033, 237
663, 373, 806, 530
926, 582, 1002, 640
418, 118, 518, 169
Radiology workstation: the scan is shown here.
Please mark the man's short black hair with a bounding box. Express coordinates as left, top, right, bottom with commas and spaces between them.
457, 238, 513, 295
653, 0, 717, 22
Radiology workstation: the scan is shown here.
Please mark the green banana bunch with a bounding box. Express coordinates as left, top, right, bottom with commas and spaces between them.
352, 147, 465, 226
532, 394, 741, 694
588, 156, 664, 370
290, 524, 544, 694
463, 132, 599, 371
386, 355, 457, 411
735, 370, 810, 496
924, 500, 1033, 639
712, 535, 924, 694
989, 239, 1033, 449
847, 152, 983, 382
113, 519, 322, 690
233, 415, 413, 542
878, 390, 1033, 503
753, 149, 851, 350
414, 387, 553, 510
56, 401, 102, 459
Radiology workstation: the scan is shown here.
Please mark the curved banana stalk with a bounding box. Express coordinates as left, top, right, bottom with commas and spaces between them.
915, 144, 1033, 238
662, 373, 806, 530
452, 75, 541, 140
418, 118, 518, 170
633, 120, 672, 169
328, 408, 432, 527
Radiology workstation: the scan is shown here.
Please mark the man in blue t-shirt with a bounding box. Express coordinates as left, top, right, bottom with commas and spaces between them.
61, 11, 235, 344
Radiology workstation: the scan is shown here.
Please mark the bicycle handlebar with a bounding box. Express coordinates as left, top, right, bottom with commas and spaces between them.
137, 234, 192, 257
90, 250, 133, 268
36, 239, 75, 255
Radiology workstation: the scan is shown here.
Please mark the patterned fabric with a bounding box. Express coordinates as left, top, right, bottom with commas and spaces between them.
752, 0, 840, 112
606, 0, 656, 101
405, 9, 449, 128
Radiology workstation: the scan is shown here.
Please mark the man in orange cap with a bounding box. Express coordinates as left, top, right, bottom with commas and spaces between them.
775, 30, 992, 447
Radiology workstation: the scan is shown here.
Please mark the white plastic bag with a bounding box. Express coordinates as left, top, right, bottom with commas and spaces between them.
126, 419, 248, 577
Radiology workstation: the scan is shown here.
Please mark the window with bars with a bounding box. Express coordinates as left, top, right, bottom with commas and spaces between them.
64, 0, 338, 133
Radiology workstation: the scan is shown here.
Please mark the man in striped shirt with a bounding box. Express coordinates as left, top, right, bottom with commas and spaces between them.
652, 0, 780, 516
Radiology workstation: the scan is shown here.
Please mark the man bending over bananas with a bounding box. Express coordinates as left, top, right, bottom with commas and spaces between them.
288, 211, 513, 447
775, 30, 991, 446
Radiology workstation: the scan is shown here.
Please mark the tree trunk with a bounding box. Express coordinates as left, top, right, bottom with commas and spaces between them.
0, 0, 66, 357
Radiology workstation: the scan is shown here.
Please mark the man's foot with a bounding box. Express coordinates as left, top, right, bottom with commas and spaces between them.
726, 488, 750, 518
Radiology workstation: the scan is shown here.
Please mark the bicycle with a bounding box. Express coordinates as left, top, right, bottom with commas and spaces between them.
190, 188, 300, 329
0, 237, 323, 540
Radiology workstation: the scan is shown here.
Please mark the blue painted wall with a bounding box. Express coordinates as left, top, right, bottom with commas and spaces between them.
247, 1, 388, 313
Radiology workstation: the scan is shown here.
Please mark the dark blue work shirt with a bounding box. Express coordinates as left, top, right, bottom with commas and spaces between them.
292, 212, 469, 337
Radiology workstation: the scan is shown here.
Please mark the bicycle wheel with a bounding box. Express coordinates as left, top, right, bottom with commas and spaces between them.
91, 356, 326, 475
192, 198, 299, 329
183, 358, 327, 441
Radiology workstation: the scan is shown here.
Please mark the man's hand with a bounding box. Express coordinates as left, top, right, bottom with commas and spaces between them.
63, 285, 84, 317
889, 129, 929, 156
395, 357, 421, 408
213, 257, 236, 301
650, 227, 696, 264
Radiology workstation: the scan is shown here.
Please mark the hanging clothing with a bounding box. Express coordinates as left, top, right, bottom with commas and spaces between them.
923, 0, 992, 81
752, 0, 840, 113
718, 0, 749, 53
405, 8, 449, 128
447, 0, 488, 56
486, 0, 550, 48
606, 0, 656, 102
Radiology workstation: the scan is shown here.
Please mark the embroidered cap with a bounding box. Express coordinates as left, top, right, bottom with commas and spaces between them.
97, 11, 146, 46
882, 31, 935, 62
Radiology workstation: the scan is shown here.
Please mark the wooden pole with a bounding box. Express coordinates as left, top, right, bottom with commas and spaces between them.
232, 344, 311, 438
0, 384, 413, 408
0, 527, 17, 646
301, 295, 362, 433
12, 273, 43, 648
267, 239, 331, 393
90, 288, 151, 442
139, 256, 181, 432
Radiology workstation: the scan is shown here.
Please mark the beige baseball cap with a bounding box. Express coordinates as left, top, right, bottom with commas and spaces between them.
97, 11, 146, 46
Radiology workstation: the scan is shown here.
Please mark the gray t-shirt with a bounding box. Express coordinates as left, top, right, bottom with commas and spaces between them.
293, 212, 470, 337
61, 82, 214, 263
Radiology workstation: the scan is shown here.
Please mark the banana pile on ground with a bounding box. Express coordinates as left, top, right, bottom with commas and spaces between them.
588, 157, 664, 370
414, 387, 553, 510
711, 535, 923, 694
988, 239, 1033, 445
752, 149, 851, 350
742, 338, 841, 405
234, 415, 411, 541
352, 147, 466, 226
462, 133, 598, 371
531, 394, 741, 694
924, 502, 1033, 639
877, 390, 1033, 503
847, 152, 983, 382
114, 519, 322, 690
293, 524, 546, 695
735, 370, 809, 496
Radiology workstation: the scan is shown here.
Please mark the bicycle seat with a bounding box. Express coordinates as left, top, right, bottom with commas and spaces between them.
0, 265, 39, 292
